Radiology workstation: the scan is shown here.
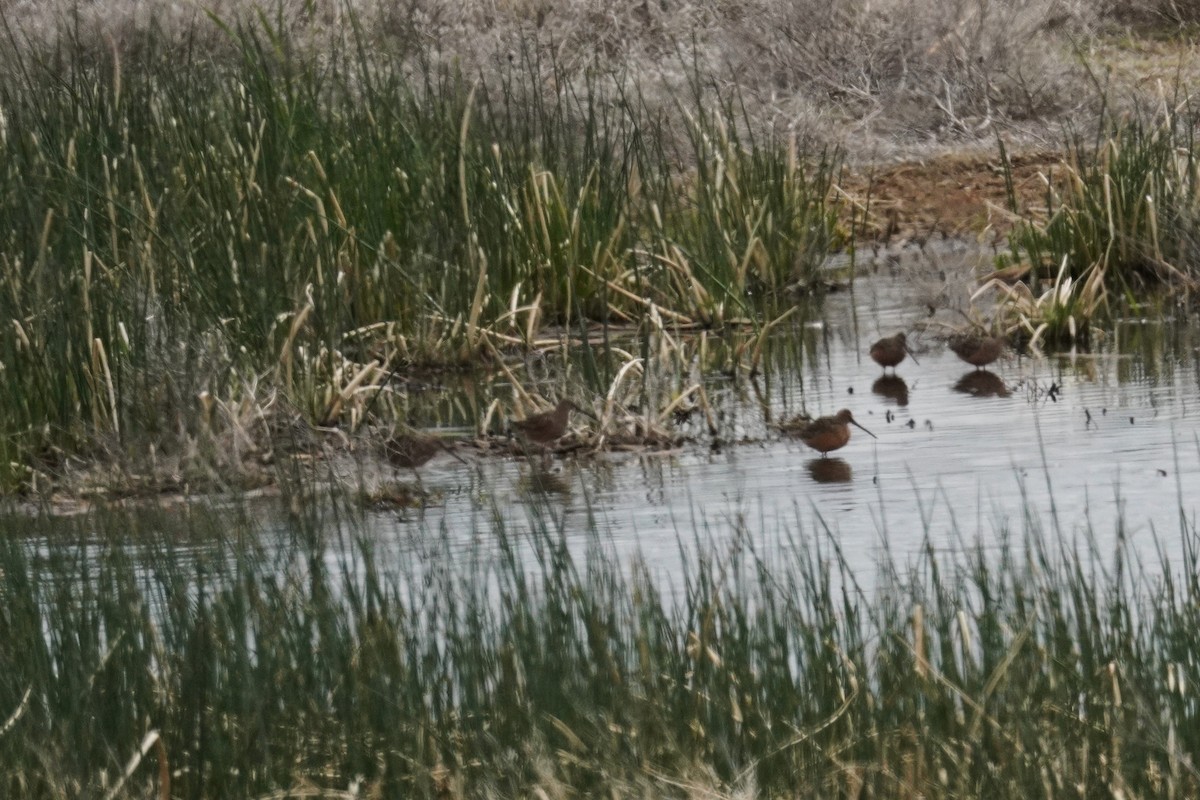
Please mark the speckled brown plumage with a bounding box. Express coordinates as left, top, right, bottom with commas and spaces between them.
384, 431, 463, 470
948, 334, 1005, 369
513, 399, 591, 447
784, 408, 876, 457
869, 332, 918, 372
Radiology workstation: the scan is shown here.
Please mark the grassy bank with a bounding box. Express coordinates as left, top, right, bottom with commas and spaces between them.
0, 7, 841, 491
1, 491, 1198, 797
980, 112, 1200, 348
0, 2, 1196, 493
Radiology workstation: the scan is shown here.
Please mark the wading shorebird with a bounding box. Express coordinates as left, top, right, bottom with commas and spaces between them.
512, 399, 596, 452
869, 332, 919, 373
384, 430, 467, 475
784, 409, 877, 457
948, 333, 1006, 369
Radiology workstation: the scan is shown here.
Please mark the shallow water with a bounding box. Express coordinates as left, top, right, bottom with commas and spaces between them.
372, 244, 1200, 586
20, 245, 1200, 594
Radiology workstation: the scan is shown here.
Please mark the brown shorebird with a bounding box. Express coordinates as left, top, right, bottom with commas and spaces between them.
512, 399, 595, 451
948, 334, 1005, 369
384, 431, 466, 475
869, 332, 918, 373
782, 409, 877, 458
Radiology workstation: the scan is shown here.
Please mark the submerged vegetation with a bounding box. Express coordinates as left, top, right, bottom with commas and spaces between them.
1, 493, 1198, 798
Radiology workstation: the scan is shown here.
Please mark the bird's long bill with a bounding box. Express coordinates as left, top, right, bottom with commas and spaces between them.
850, 419, 878, 439
575, 405, 599, 421
904, 342, 920, 365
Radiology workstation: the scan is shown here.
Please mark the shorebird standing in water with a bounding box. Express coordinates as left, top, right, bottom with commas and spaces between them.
512, 399, 596, 455
384, 430, 466, 480
948, 333, 1005, 369
869, 332, 919, 374
783, 409, 877, 458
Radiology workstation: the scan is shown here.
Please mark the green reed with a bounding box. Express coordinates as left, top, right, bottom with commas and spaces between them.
996, 107, 1200, 345
1, 484, 1198, 798
0, 9, 838, 479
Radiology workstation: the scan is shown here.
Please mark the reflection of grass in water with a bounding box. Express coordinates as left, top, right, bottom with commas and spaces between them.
3, 476, 1199, 798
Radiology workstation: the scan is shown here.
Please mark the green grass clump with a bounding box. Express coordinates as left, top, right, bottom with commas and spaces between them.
991, 110, 1200, 346
0, 10, 840, 485
1, 491, 1199, 798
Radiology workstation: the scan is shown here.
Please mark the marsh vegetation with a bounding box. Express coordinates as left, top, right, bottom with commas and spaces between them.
2, 2, 1200, 797
0, 0, 1195, 494
3, 496, 1200, 799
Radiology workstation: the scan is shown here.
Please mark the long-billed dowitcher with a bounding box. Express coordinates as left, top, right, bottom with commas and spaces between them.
869, 332, 918, 373
384, 430, 467, 473
948, 333, 1005, 369
784, 409, 877, 457
513, 399, 596, 451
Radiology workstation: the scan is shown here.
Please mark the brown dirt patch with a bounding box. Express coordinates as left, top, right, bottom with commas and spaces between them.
833, 31, 1200, 248
837, 151, 1063, 246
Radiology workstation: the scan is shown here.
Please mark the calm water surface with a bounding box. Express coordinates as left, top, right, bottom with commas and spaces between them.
366, 246, 1200, 586
25, 246, 1200, 592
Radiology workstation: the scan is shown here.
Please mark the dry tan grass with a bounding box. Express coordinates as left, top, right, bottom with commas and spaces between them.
0, 0, 1192, 164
